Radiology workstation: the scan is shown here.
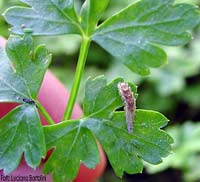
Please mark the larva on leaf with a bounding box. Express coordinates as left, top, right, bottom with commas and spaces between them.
117, 82, 136, 133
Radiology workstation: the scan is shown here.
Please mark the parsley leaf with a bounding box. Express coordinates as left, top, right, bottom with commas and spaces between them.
43, 76, 173, 181
92, 0, 200, 75
0, 35, 50, 174
0, 105, 46, 174
4, 0, 81, 35
0, 35, 51, 102
4, 0, 200, 75
43, 121, 99, 181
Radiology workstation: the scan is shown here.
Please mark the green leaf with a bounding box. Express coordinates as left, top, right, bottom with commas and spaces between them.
92, 0, 200, 75
83, 75, 107, 116
0, 35, 50, 174
83, 76, 137, 117
43, 121, 100, 181
80, 0, 109, 35
0, 35, 51, 102
44, 76, 173, 181
84, 110, 173, 177
3, 0, 81, 35
82, 77, 173, 177
0, 105, 46, 174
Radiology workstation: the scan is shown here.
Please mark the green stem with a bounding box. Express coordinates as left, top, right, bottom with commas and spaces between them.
36, 101, 55, 125
63, 36, 91, 120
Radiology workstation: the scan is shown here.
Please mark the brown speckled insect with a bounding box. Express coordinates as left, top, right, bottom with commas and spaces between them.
117, 82, 136, 133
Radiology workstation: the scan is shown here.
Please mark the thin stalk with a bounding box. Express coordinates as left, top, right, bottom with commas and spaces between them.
36, 101, 55, 125
63, 36, 91, 120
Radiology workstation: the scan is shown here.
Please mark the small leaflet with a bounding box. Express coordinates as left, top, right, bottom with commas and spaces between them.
117, 82, 135, 133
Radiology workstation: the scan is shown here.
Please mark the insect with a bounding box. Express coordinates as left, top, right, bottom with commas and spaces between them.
117, 82, 136, 133
16, 96, 37, 106
22, 98, 36, 105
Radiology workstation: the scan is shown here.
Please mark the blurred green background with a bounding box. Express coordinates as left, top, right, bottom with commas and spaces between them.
1, 0, 200, 181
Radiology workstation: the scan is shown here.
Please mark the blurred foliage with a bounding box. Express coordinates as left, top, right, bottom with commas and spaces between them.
181, 84, 200, 108
1, 0, 200, 182
145, 122, 200, 182
136, 29, 200, 114
150, 33, 200, 96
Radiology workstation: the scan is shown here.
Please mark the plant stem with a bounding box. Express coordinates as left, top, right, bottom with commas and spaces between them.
36, 101, 55, 125
63, 36, 91, 120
